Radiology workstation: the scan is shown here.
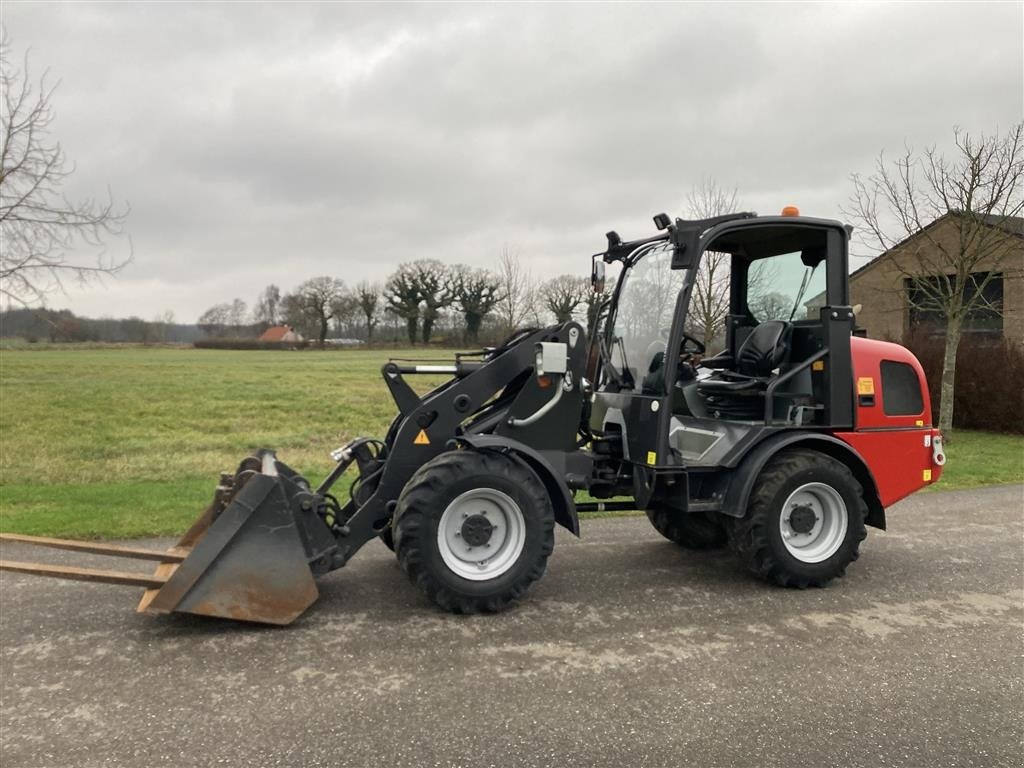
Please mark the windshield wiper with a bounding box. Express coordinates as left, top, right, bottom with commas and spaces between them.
789, 264, 819, 321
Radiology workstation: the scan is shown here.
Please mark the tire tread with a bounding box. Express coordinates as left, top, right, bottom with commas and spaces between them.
394, 450, 554, 613
726, 448, 868, 588
646, 506, 727, 550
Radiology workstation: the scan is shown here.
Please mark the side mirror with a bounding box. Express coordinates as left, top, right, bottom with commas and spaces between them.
591, 258, 606, 294
670, 225, 700, 270
671, 242, 697, 270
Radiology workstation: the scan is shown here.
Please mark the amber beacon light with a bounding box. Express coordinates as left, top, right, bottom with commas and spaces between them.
781, 205, 800, 217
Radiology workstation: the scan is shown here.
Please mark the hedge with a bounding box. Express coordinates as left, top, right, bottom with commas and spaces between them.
900, 330, 1024, 434
193, 338, 311, 350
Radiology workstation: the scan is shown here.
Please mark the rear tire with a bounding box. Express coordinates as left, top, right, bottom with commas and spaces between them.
646, 506, 727, 550
394, 450, 555, 613
726, 449, 867, 588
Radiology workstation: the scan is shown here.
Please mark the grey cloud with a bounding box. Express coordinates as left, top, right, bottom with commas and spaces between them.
4, 2, 1021, 320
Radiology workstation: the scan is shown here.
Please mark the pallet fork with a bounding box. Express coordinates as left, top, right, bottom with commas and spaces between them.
1, 451, 319, 625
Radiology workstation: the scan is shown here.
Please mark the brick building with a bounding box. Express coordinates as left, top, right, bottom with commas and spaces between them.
848, 213, 1023, 344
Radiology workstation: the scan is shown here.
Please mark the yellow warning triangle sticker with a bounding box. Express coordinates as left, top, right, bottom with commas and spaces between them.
414, 429, 431, 445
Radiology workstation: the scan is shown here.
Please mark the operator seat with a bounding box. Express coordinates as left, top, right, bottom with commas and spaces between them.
698, 320, 792, 420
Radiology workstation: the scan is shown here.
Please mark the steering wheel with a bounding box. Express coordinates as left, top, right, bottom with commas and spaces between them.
681, 332, 706, 356
659, 328, 706, 356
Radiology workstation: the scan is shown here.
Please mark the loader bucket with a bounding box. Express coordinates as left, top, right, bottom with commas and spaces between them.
1, 453, 320, 626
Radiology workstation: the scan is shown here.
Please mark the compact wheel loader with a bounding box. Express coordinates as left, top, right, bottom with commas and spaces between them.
0, 210, 948, 625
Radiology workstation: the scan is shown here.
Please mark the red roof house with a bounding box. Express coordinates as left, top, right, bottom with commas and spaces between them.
258, 325, 303, 343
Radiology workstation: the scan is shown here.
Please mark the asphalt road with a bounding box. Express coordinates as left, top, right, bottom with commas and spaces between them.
1, 484, 1022, 768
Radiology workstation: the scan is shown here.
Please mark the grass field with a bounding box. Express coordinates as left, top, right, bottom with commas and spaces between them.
1, 347, 1021, 538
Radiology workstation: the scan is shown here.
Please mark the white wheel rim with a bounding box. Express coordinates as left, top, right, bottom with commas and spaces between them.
437, 488, 526, 581
778, 482, 848, 563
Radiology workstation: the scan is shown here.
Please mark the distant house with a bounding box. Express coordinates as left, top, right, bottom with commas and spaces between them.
258, 325, 304, 343
849, 213, 1023, 345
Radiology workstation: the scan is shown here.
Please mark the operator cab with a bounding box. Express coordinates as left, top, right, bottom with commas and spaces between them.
593, 210, 855, 470
696, 223, 834, 424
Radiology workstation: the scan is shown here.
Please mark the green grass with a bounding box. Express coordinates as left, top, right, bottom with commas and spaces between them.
0, 347, 448, 537
0, 347, 1020, 537
926, 429, 1024, 491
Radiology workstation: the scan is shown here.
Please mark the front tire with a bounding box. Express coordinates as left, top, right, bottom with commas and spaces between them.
726, 449, 867, 588
394, 450, 555, 613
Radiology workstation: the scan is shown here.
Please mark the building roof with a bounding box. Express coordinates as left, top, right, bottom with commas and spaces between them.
849, 211, 1024, 282
258, 325, 294, 342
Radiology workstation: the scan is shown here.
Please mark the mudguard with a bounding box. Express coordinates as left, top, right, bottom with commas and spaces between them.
721, 432, 886, 529
457, 434, 580, 536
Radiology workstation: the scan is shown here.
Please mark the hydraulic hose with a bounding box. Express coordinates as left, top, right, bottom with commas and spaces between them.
507, 375, 568, 428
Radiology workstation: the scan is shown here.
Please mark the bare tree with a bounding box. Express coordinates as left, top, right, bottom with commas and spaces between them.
495, 246, 536, 332
843, 124, 1024, 435
149, 308, 174, 342
228, 298, 247, 335
0, 38, 129, 306
682, 178, 739, 350
409, 259, 455, 344
198, 303, 231, 337
291, 276, 347, 346
454, 267, 504, 343
355, 281, 381, 342
280, 292, 312, 337
749, 291, 790, 321
541, 274, 587, 324
330, 291, 358, 337
252, 284, 281, 326
744, 258, 784, 323
384, 265, 421, 344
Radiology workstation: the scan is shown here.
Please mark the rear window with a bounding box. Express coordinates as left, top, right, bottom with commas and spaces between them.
880, 360, 923, 416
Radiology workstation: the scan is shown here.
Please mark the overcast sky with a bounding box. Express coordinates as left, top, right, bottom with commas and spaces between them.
4, 2, 1022, 322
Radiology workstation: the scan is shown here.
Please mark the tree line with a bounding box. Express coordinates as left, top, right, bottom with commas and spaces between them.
198, 249, 611, 346
0, 307, 198, 344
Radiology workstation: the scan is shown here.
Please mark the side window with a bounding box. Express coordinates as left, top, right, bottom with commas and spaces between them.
746, 251, 827, 323
880, 360, 924, 416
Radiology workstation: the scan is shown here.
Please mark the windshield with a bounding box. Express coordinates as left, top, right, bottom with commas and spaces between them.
607, 243, 689, 388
